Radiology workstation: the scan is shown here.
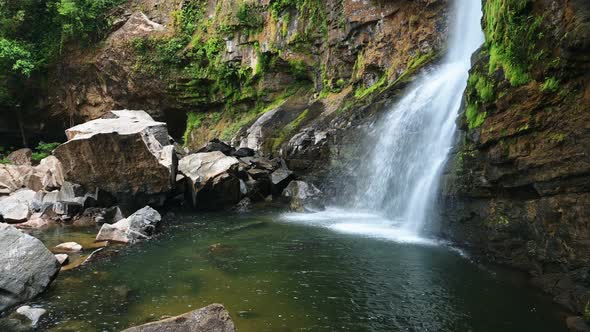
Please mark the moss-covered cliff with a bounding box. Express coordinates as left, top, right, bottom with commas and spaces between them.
442, 0, 590, 315
40, 0, 448, 149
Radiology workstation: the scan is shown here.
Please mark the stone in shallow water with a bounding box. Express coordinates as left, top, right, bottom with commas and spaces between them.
96, 206, 161, 244
54, 242, 83, 253
0, 224, 60, 311
122, 303, 235, 332
15, 305, 46, 327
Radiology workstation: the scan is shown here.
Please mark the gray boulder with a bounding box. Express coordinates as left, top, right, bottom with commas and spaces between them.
96, 206, 161, 244
0, 224, 60, 312
178, 152, 241, 209
122, 303, 235, 332
53, 110, 177, 204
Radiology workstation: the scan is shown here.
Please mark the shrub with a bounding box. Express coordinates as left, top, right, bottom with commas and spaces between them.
31, 141, 61, 162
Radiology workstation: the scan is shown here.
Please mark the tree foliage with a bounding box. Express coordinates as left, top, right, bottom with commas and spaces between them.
0, 0, 123, 108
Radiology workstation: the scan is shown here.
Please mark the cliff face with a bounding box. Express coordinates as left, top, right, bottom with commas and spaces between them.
441, 0, 590, 314
43, 0, 448, 146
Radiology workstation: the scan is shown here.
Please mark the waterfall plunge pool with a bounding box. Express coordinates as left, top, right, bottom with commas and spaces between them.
17, 210, 567, 331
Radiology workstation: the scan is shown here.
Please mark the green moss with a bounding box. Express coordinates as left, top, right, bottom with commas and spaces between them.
541, 77, 559, 92
183, 112, 206, 144
585, 301, 590, 322
466, 104, 487, 129
548, 133, 566, 143
475, 76, 495, 102
354, 75, 387, 99
236, 3, 264, 34
484, 0, 547, 86
271, 108, 310, 151
0, 158, 11, 165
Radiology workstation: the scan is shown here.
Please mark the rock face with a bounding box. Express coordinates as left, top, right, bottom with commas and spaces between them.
96, 206, 161, 244
0, 224, 60, 312
440, 0, 590, 316
178, 152, 240, 209
54, 111, 177, 205
122, 303, 236, 332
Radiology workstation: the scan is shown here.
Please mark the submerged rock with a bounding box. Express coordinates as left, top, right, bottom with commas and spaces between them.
179, 152, 241, 209
0, 224, 60, 312
96, 206, 161, 244
122, 303, 236, 332
53, 110, 177, 205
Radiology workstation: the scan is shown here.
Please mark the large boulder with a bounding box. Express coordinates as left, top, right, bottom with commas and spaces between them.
96, 206, 161, 244
122, 303, 236, 332
53, 111, 177, 205
0, 224, 60, 312
178, 152, 241, 209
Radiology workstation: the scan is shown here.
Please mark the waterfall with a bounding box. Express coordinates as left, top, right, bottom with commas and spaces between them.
285, 0, 484, 242
353, 0, 484, 232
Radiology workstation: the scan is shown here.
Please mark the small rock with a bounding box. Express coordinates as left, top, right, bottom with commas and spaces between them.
54, 242, 83, 253
197, 138, 235, 156
15, 305, 46, 327
54, 254, 69, 265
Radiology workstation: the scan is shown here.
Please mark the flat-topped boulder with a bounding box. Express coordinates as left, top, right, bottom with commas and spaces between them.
54, 110, 177, 204
0, 224, 60, 312
122, 303, 235, 332
179, 152, 240, 209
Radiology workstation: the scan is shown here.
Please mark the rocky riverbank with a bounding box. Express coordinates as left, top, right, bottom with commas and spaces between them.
0, 109, 323, 323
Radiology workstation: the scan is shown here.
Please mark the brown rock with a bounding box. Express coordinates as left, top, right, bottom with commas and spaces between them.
54, 111, 177, 203
122, 303, 236, 332
7, 149, 32, 166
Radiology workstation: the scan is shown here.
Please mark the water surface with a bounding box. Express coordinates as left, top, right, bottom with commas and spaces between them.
24, 211, 566, 331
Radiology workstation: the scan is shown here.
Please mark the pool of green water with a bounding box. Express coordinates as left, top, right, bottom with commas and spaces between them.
24, 211, 565, 331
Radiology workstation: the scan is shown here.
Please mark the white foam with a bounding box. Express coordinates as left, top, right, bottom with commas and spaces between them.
282, 208, 439, 246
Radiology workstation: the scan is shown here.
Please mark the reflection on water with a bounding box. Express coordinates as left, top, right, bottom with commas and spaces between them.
22, 211, 565, 332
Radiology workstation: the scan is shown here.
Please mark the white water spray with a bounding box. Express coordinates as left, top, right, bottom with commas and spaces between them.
284, 0, 484, 242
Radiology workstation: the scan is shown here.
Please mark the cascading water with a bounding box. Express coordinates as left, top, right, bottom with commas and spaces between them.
285, 0, 484, 242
